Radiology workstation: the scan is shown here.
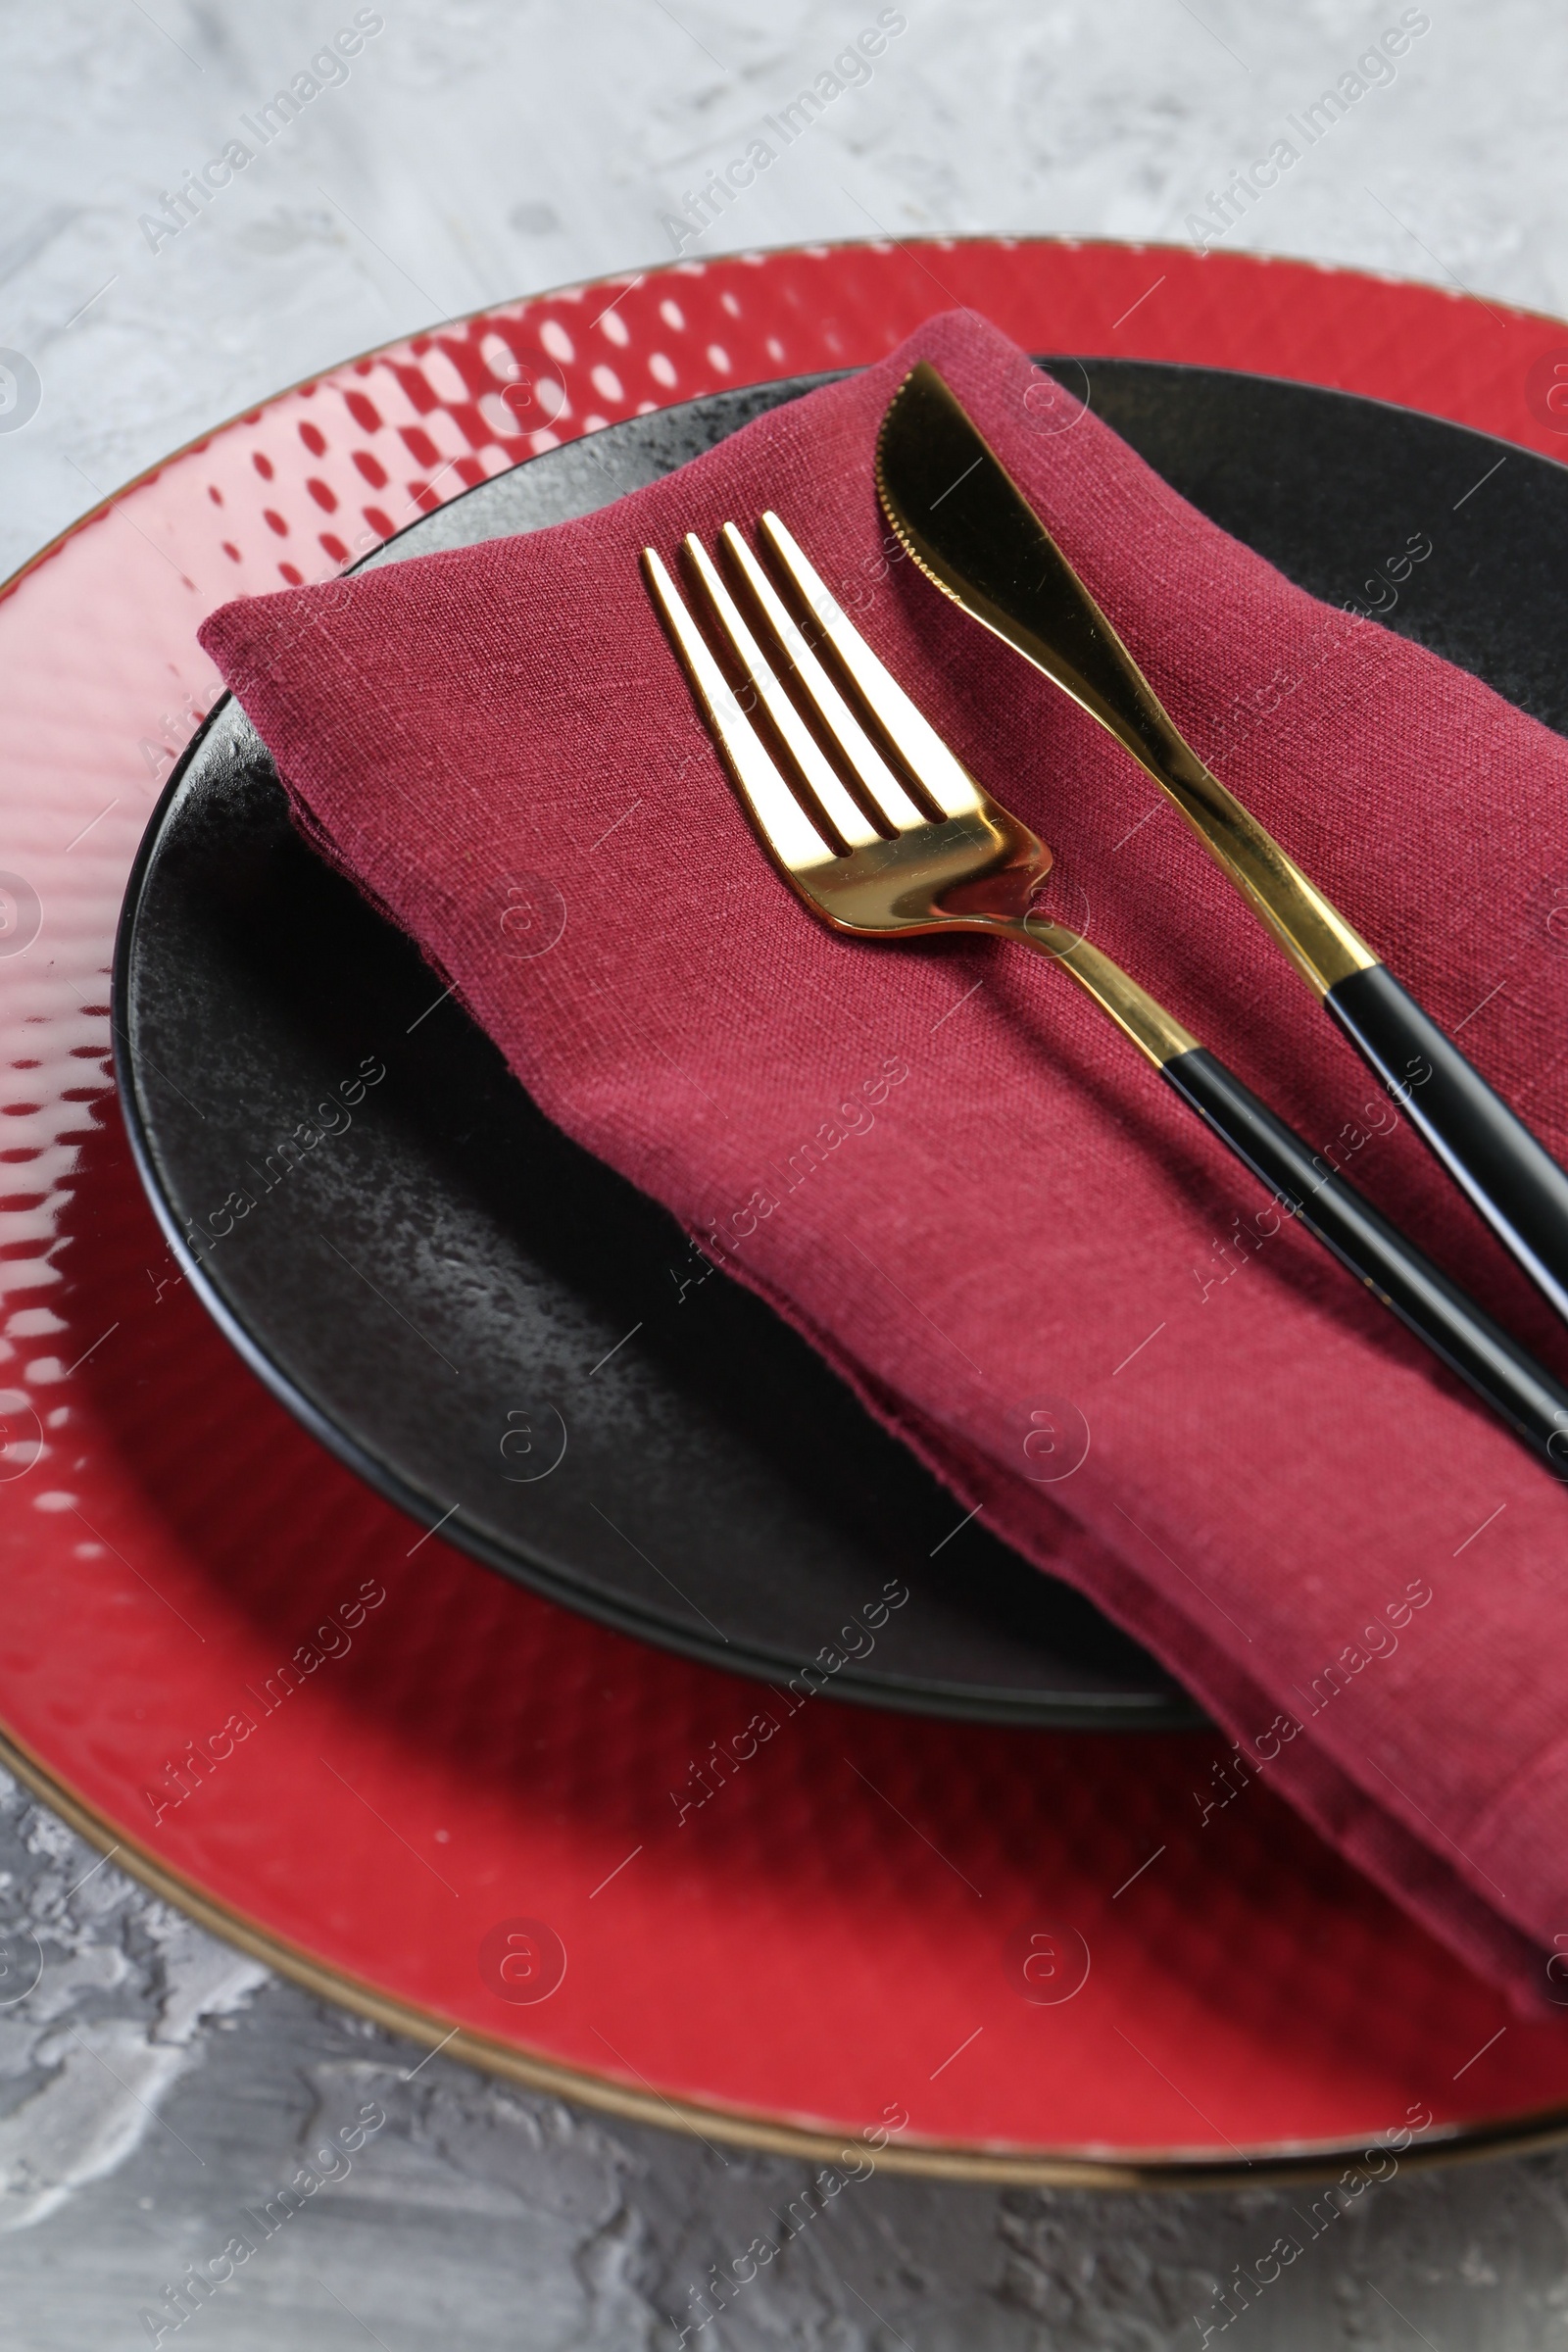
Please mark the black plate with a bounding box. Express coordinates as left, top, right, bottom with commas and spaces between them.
115, 359, 1568, 1728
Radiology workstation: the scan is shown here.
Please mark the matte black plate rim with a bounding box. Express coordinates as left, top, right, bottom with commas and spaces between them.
109, 432, 1195, 1726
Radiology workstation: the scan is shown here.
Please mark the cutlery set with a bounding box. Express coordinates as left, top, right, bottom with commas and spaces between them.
644, 363, 1568, 1473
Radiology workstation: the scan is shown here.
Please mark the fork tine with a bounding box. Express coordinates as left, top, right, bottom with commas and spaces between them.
717, 523, 928, 835
759, 511, 983, 822
642, 548, 838, 875
680, 535, 880, 853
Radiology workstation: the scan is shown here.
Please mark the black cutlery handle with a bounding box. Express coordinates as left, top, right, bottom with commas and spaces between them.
1162, 1045, 1568, 1475
1325, 962, 1568, 1327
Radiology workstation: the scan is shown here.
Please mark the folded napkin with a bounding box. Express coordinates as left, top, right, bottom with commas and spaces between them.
200, 309, 1568, 2004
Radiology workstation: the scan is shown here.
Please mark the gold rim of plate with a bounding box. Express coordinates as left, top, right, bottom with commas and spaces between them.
2, 1714, 1564, 2191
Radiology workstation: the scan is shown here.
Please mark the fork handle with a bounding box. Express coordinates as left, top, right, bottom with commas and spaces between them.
1323, 962, 1568, 1328
1162, 1045, 1568, 1474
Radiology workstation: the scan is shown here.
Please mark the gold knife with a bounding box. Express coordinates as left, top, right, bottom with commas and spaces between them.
876, 359, 1568, 1330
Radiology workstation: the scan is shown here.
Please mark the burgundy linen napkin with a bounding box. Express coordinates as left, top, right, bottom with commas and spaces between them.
200, 309, 1568, 2003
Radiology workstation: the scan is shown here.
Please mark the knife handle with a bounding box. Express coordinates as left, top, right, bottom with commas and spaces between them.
1324, 963, 1568, 1328
1161, 1044, 1568, 1474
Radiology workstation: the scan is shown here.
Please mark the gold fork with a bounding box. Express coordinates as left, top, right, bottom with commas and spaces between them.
645, 512, 1192, 1067
640, 510, 1568, 1475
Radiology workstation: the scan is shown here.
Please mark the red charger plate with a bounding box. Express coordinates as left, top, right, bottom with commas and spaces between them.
7, 235, 1568, 2184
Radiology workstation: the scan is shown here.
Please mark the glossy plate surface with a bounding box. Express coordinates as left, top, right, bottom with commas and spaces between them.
8, 238, 1568, 2176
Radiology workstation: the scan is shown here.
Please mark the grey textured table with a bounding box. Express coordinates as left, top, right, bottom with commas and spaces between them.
4, 2, 1568, 2341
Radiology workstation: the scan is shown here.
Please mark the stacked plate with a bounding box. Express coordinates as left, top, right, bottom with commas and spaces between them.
6, 235, 1568, 2179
